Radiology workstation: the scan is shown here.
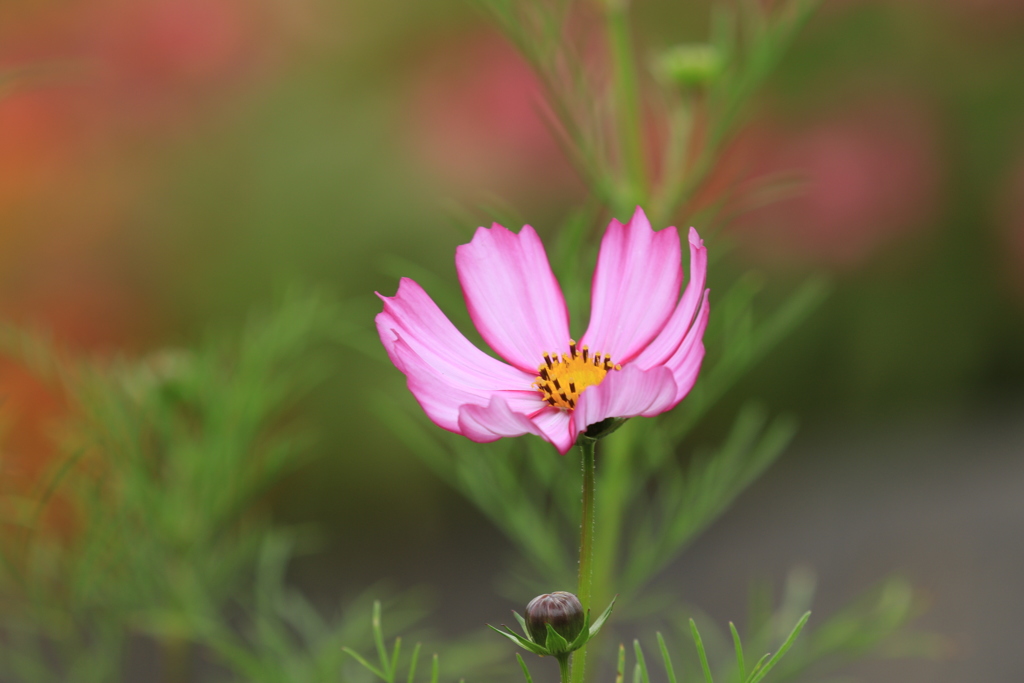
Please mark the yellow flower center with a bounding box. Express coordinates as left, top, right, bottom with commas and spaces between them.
533, 340, 621, 411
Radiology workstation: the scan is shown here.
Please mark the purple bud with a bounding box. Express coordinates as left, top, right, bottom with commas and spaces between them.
525, 592, 585, 647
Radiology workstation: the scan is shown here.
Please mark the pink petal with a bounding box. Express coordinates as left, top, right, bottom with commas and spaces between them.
458, 395, 545, 443
376, 278, 530, 390
664, 291, 710, 404
581, 207, 682, 364
456, 223, 570, 372
573, 365, 678, 435
528, 407, 577, 455
388, 335, 545, 435
376, 278, 543, 433
632, 227, 708, 370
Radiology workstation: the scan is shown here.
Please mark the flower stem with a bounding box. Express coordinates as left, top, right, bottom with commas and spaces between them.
605, 0, 647, 209
570, 436, 597, 683
558, 654, 572, 683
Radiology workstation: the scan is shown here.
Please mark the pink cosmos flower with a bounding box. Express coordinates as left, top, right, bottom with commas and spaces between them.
375, 207, 710, 455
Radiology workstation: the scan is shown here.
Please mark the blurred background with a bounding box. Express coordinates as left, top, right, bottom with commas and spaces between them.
1, 0, 1023, 680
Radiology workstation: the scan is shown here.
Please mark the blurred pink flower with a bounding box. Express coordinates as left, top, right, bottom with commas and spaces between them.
725, 97, 942, 268
997, 148, 1024, 298
405, 29, 581, 201
376, 208, 709, 454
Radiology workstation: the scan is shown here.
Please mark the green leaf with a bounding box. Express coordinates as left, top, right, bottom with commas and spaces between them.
373, 601, 391, 680
690, 619, 715, 683
745, 611, 811, 683
516, 653, 535, 683
513, 610, 530, 638
633, 640, 651, 683
488, 625, 548, 656
390, 637, 402, 681
730, 621, 746, 677
407, 643, 421, 683
588, 595, 618, 638
568, 610, 593, 650
655, 632, 678, 683
342, 647, 386, 680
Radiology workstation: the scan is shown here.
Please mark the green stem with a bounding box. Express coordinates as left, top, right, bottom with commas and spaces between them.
558, 654, 572, 683
589, 421, 634, 624
570, 437, 597, 683
605, 0, 647, 210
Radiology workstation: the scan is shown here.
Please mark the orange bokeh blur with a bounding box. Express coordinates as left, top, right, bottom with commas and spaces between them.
0, 0, 292, 508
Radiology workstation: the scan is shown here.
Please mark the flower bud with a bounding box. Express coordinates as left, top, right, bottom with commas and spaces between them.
657, 44, 722, 88
525, 592, 585, 648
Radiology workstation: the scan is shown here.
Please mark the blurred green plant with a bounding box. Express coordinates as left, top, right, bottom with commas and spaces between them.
0, 293, 342, 681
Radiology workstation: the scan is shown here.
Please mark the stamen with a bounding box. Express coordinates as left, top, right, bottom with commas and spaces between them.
532, 341, 621, 411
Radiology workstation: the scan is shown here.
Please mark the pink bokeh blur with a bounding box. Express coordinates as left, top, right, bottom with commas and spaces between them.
404, 27, 582, 204
720, 95, 943, 268
997, 143, 1024, 299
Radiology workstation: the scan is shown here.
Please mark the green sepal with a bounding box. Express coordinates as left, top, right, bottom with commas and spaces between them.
581, 417, 628, 441
543, 623, 570, 655
512, 610, 529, 637
567, 610, 593, 651
588, 595, 618, 638
488, 624, 549, 656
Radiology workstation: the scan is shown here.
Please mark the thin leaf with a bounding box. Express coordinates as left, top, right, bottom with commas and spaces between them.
633, 640, 651, 683
513, 610, 530, 637
488, 625, 548, 656
407, 643, 421, 683
516, 653, 535, 683
342, 647, 386, 680
373, 601, 391, 680
390, 637, 402, 683
746, 611, 810, 683
656, 632, 678, 683
730, 622, 746, 677
690, 619, 715, 683
588, 595, 618, 637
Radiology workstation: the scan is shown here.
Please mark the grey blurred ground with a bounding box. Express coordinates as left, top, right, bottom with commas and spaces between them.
675, 411, 1024, 682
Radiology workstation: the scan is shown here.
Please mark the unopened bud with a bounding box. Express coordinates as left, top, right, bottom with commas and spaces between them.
657, 44, 722, 88
525, 592, 585, 648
